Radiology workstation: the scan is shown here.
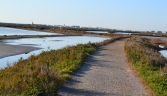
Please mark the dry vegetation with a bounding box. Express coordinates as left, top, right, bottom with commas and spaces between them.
47, 28, 127, 37
125, 36, 167, 96
148, 38, 167, 49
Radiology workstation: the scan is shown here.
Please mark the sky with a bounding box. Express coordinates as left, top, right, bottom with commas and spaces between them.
0, 0, 167, 31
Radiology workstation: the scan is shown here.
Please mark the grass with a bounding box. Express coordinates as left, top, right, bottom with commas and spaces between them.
0, 36, 126, 96
125, 36, 167, 96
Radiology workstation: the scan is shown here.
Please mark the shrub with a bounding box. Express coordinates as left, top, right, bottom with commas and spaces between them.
125, 36, 167, 96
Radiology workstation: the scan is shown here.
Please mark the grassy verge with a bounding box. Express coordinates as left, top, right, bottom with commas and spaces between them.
125, 36, 167, 96
0, 36, 126, 96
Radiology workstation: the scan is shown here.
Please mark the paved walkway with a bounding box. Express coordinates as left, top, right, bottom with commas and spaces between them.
58, 39, 147, 96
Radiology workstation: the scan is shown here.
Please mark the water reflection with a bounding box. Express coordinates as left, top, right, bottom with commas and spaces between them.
86, 31, 108, 33
159, 45, 164, 48
0, 27, 58, 35
160, 50, 167, 58
114, 32, 138, 35
114, 32, 130, 34
159, 45, 167, 58
0, 36, 109, 68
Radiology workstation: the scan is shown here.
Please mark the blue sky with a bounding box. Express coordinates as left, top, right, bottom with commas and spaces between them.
0, 0, 167, 31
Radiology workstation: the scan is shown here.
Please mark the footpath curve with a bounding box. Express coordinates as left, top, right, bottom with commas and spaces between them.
58, 39, 147, 96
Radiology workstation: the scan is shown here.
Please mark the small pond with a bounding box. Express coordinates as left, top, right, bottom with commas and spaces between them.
159, 45, 167, 58
160, 50, 167, 58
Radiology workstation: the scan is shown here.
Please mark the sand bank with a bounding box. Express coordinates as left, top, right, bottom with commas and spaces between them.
0, 44, 40, 59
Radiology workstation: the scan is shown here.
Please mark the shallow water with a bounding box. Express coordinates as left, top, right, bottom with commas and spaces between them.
114, 32, 130, 34
159, 45, 167, 58
0, 36, 109, 69
114, 32, 138, 35
0, 27, 58, 35
86, 31, 108, 33
160, 50, 167, 58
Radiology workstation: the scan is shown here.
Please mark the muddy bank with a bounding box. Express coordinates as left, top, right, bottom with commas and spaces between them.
0, 44, 40, 59
0, 34, 82, 40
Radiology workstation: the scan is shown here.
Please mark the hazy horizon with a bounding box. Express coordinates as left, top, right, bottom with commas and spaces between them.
1, 0, 167, 31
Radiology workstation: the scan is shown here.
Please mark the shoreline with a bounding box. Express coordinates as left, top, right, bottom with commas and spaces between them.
0, 27, 121, 67
0, 34, 82, 40
0, 27, 110, 62
0, 26, 124, 38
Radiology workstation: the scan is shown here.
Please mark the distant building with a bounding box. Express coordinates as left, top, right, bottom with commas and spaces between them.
162, 31, 167, 34
153, 31, 158, 33
31, 22, 34, 25
157, 31, 162, 33
151, 31, 154, 33
71, 26, 80, 28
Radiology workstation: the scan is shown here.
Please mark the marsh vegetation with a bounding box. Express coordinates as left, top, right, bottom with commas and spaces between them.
0, 36, 125, 95
125, 36, 167, 96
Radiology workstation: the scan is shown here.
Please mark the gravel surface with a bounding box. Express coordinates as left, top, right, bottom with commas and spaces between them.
58, 39, 148, 96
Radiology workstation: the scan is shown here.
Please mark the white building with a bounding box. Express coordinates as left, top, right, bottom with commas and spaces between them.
162, 31, 167, 34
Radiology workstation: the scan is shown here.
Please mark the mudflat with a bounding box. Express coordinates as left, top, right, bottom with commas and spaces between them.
0, 44, 40, 59
58, 39, 147, 96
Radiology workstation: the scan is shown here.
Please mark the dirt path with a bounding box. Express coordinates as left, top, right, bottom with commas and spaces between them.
58, 39, 147, 96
